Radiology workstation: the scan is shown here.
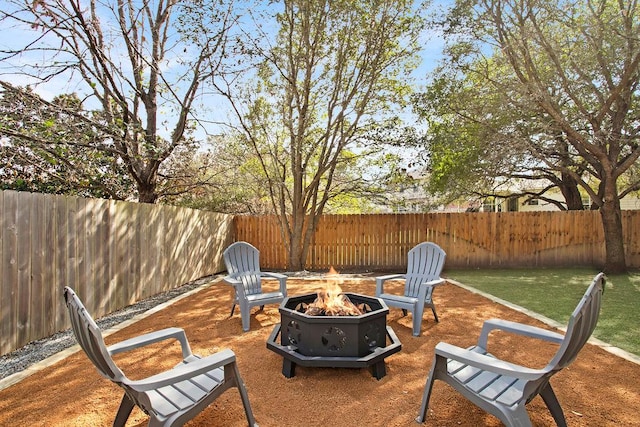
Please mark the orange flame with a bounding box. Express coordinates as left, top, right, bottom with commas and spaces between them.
303, 267, 364, 316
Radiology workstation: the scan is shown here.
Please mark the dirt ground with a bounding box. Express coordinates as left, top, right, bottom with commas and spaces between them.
0, 276, 638, 427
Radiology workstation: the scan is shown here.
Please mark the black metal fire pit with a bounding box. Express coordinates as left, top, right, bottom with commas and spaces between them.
266, 293, 401, 379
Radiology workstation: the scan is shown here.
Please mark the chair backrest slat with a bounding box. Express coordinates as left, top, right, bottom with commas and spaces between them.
548, 272, 605, 371
64, 287, 124, 382
405, 242, 446, 297
224, 242, 263, 296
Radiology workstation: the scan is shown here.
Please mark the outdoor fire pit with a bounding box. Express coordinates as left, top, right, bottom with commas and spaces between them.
266, 291, 401, 379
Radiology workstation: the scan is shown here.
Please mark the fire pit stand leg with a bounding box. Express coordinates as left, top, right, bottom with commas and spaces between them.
369, 361, 386, 380
282, 359, 296, 378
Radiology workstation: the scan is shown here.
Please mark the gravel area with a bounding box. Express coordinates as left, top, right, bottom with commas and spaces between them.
0, 275, 219, 380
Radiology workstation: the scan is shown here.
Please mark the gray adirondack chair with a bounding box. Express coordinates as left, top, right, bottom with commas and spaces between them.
375, 242, 446, 336
223, 241, 288, 332
416, 272, 606, 427
63, 287, 258, 427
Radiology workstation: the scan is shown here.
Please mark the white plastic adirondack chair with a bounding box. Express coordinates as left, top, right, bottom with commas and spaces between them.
416, 272, 606, 427
64, 287, 258, 427
223, 241, 288, 332
375, 242, 446, 336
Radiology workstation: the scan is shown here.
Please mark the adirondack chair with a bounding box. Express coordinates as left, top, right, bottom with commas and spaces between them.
375, 242, 446, 336
416, 272, 606, 427
63, 287, 258, 427
223, 241, 288, 332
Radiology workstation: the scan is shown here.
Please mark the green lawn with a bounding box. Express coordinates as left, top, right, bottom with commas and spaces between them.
443, 268, 640, 357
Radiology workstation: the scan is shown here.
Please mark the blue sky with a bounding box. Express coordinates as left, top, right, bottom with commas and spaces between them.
0, 0, 452, 141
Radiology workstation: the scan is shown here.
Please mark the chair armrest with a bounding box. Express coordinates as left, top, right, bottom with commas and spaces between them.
127, 349, 238, 391
262, 272, 288, 295
261, 271, 286, 280
223, 276, 247, 298
223, 275, 241, 286
417, 278, 446, 300
375, 274, 405, 295
435, 342, 545, 381
108, 327, 193, 359
478, 318, 565, 349
423, 278, 446, 287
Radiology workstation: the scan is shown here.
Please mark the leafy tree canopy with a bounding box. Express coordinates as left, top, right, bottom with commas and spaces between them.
411, 0, 640, 271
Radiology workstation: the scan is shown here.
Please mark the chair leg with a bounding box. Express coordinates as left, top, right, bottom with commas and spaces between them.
416, 356, 439, 423
412, 318, 422, 336
241, 303, 251, 332
430, 304, 439, 322
230, 303, 236, 318
413, 304, 425, 337
500, 406, 533, 427
228, 363, 258, 426
113, 393, 135, 427
540, 384, 567, 427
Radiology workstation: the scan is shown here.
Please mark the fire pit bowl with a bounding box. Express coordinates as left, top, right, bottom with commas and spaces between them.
266, 293, 402, 379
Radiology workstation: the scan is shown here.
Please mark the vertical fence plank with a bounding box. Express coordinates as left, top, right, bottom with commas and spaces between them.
76, 197, 90, 304
107, 199, 120, 313
137, 202, 154, 298
29, 193, 45, 342
65, 196, 79, 295
94, 198, 110, 310
41, 194, 57, 334
1, 191, 18, 355
149, 204, 165, 294
53, 195, 68, 331
16, 192, 33, 348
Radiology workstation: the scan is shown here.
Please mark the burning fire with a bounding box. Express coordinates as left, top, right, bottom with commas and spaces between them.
299, 267, 370, 316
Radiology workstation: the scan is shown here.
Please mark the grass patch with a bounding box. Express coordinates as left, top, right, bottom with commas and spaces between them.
443, 268, 640, 357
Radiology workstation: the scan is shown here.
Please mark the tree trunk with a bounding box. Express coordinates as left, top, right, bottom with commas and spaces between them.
559, 172, 584, 210
287, 235, 304, 271
137, 183, 158, 203
286, 210, 307, 271
286, 211, 319, 272
599, 181, 626, 273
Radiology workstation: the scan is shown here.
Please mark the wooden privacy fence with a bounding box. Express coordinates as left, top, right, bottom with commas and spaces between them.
3, 188, 640, 356
235, 211, 640, 271
1, 190, 233, 355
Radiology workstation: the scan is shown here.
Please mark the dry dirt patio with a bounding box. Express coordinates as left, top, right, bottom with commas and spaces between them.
0, 276, 639, 426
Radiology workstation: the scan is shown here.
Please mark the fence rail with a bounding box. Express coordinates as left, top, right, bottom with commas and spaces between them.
235, 211, 640, 271
1, 190, 233, 355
